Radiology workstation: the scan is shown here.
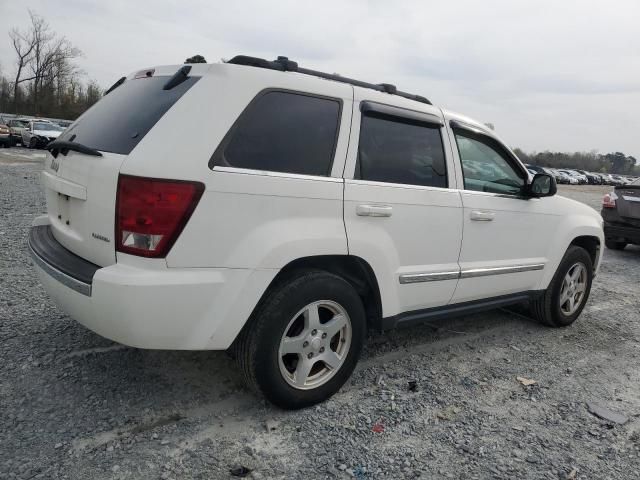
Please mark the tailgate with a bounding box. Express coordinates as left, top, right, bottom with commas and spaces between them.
43, 150, 125, 266
615, 185, 640, 221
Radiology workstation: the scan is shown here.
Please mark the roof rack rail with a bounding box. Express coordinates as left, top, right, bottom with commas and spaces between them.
227, 55, 432, 105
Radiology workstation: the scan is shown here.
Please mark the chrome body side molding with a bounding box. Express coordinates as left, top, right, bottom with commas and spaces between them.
399, 271, 460, 284
399, 263, 545, 284
459, 263, 545, 279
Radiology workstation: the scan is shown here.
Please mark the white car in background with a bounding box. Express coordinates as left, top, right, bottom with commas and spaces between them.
21, 121, 65, 149
559, 169, 587, 184
29, 55, 604, 408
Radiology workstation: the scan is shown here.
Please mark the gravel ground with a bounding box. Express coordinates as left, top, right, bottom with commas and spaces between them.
1, 148, 639, 479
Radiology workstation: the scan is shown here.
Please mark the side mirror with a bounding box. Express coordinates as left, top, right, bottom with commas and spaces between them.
527, 173, 557, 197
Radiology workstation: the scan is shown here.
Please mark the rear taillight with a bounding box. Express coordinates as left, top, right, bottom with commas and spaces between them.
602, 192, 617, 209
115, 175, 204, 258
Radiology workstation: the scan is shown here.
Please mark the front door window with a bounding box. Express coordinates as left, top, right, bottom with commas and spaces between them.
454, 130, 525, 195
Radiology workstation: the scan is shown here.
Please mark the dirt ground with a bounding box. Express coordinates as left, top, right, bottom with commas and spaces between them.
1, 148, 639, 479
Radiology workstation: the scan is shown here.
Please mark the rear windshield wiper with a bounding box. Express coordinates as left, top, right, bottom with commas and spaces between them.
163, 65, 191, 90
47, 140, 102, 157
104, 76, 126, 95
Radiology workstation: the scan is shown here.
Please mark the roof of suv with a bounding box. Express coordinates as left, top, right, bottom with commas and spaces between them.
115, 56, 519, 164
226, 55, 432, 106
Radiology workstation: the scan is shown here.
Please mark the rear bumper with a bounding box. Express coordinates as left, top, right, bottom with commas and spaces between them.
604, 222, 640, 244
29, 225, 99, 295
29, 222, 276, 350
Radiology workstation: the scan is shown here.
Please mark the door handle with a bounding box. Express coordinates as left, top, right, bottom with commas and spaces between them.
470, 210, 495, 221
356, 204, 393, 217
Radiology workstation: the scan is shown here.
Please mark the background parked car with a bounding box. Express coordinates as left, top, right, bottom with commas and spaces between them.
55, 119, 73, 129
21, 121, 64, 148
611, 175, 628, 185
0, 119, 11, 148
602, 177, 640, 250
558, 169, 586, 184
543, 168, 567, 184
8, 118, 30, 146
576, 170, 601, 184
554, 169, 578, 184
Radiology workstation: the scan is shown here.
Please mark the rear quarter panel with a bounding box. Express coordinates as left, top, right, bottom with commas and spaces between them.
118, 64, 353, 269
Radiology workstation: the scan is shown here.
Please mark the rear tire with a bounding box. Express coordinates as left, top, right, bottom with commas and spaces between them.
531, 246, 593, 327
605, 239, 626, 250
233, 270, 366, 409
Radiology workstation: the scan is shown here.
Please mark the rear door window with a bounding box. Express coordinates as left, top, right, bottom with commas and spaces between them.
355, 113, 448, 188
58, 75, 199, 155
211, 91, 341, 176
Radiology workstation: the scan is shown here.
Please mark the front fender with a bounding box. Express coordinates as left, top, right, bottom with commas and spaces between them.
536, 211, 604, 290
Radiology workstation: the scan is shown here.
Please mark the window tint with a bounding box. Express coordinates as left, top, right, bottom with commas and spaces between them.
57, 75, 199, 155
356, 114, 447, 188
454, 131, 524, 195
216, 91, 341, 176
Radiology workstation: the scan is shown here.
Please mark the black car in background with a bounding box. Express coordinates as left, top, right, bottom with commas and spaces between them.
576, 170, 602, 184
602, 178, 640, 250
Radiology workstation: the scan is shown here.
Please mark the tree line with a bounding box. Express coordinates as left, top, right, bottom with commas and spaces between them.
1, 10, 637, 174
513, 149, 639, 175
0, 10, 102, 120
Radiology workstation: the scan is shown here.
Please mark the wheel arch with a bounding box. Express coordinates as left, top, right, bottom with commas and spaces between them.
538, 225, 603, 291
569, 235, 601, 272
247, 255, 384, 333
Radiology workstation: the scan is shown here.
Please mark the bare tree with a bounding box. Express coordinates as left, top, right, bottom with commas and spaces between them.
3, 10, 96, 119
8, 10, 39, 112
24, 12, 82, 113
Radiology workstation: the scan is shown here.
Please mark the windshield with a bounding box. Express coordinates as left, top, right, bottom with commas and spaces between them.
33, 122, 57, 130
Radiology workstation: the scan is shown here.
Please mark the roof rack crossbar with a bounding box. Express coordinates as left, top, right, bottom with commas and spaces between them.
227, 55, 432, 105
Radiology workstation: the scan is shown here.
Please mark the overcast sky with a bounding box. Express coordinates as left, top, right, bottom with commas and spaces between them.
1, 0, 638, 158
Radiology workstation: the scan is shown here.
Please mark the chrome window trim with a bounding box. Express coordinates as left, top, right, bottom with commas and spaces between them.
458, 189, 533, 201
345, 178, 457, 194
212, 166, 344, 183
399, 263, 545, 284
28, 242, 92, 296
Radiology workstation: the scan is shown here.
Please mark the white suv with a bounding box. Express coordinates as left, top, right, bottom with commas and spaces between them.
29, 56, 604, 409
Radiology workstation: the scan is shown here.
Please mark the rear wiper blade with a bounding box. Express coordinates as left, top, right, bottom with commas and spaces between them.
163, 65, 191, 90
104, 76, 126, 95
46, 140, 102, 157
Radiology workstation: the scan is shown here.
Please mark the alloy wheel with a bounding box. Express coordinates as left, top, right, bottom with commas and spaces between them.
278, 300, 352, 390
559, 262, 587, 316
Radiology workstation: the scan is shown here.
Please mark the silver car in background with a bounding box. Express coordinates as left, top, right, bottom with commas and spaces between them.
21, 121, 64, 149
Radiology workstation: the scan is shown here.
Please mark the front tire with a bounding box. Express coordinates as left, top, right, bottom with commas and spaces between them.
531, 246, 593, 327
234, 270, 366, 409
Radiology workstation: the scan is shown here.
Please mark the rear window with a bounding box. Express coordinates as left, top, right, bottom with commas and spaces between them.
211, 91, 341, 176
58, 75, 199, 155
356, 114, 447, 188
